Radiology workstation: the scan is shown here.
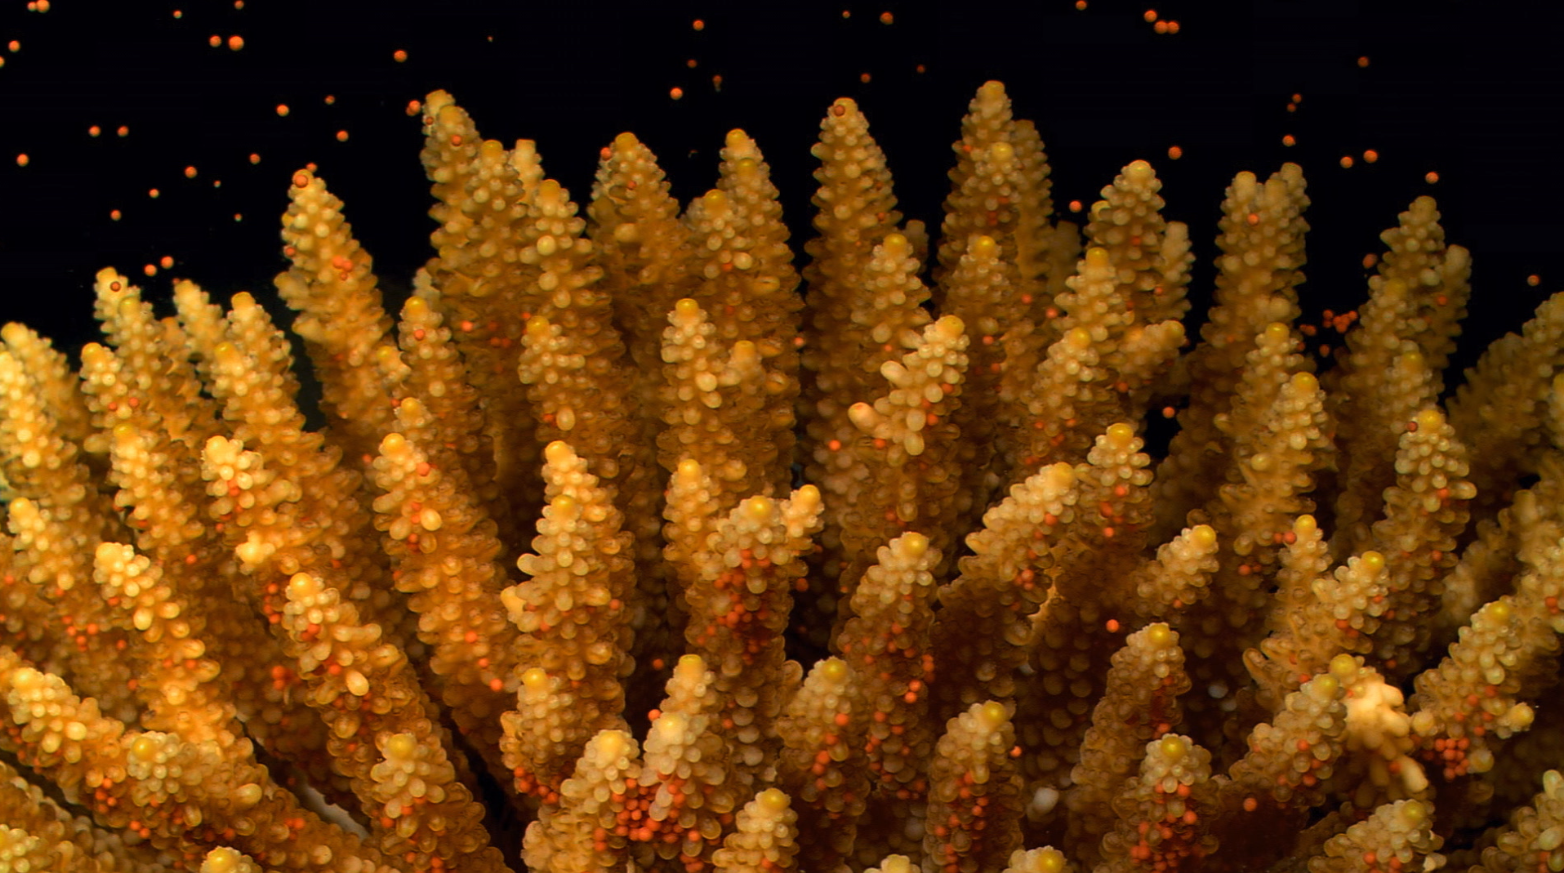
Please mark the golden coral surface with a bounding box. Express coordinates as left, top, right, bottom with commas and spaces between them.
3, 81, 1564, 873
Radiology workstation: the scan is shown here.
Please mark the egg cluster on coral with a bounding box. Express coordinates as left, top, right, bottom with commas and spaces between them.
3, 80, 1564, 873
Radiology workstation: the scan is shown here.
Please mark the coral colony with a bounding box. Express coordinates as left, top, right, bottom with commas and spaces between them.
5, 76, 1564, 873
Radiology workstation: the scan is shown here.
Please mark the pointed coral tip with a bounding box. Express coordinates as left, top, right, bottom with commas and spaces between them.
978, 700, 1009, 729
1106, 422, 1136, 448
898, 531, 930, 558
1158, 735, 1188, 762
758, 787, 790, 812
743, 496, 773, 522
1145, 623, 1176, 649
676, 653, 706, 678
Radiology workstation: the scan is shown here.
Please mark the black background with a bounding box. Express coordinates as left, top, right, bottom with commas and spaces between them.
0, 0, 1558, 383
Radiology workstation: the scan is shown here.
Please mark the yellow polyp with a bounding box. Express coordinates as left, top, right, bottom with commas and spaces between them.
758, 787, 790, 812
1509, 702, 1535, 731
286, 572, 320, 601
976, 80, 1007, 113
1264, 322, 1290, 343
79, 342, 110, 365
899, 531, 930, 558
1359, 551, 1385, 574
1329, 653, 1359, 680
1084, 246, 1111, 269
743, 496, 773, 522
934, 314, 966, 337
386, 732, 419, 761
989, 141, 1015, 163
1488, 599, 1512, 622
1126, 159, 1155, 182
794, 484, 822, 512
202, 847, 243, 873
436, 104, 464, 127
820, 657, 847, 684
676, 653, 707, 680
233, 782, 263, 808
1042, 462, 1076, 490
1190, 524, 1217, 549
735, 157, 760, 179
978, 700, 1008, 729
1036, 848, 1067, 873
111, 421, 136, 441
526, 315, 552, 337
419, 507, 443, 531
1065, 327, 1093, 349
537, 179, 564, 208
1294, 515, 1318, 537
544, 440, 574, 466
971, 235, 998, 259
1309, 673, 1340, 700
1106, 422, 1136, 448
510, 139, 540, 178
521, 668, 548, 691
1398, 800, 1427, 827
211, 341, 242, 368
1145, 623, 1175, 649
597, 730, 628, 761
380, 432, 408, 455
535, 234, 558, 257
230, 291, 257, 310
848, 401, 878, 432
725, 128, 750, 150
881, 232, 910, 258
702, 188, 730, 217
1290, 371, 1319, 392
551, 494, 579, 517
130, 735, 160, 762
1414, 407, 1443, 431
675, 297, 701, 318
1383, 277, 1409, 298
1159, 735, 1187, 762
675, 458, 703, 482
613, 131, 639, 151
